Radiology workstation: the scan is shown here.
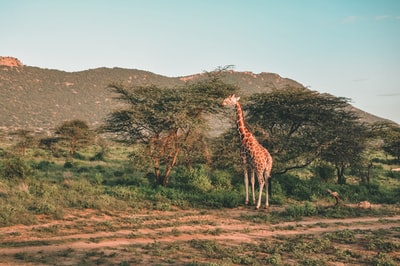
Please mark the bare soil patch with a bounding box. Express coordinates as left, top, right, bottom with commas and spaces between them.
0, 206, 399, 265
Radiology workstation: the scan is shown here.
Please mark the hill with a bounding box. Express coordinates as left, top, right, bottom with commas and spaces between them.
0, 57, 391, 135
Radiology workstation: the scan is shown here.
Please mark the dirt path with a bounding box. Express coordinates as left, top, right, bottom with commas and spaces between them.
0, 207, 399, 265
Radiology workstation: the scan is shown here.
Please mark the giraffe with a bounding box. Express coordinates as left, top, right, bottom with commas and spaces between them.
222, 95, 273, 209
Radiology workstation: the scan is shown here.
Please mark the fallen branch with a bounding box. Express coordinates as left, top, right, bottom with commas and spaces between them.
326, 189, 342, 206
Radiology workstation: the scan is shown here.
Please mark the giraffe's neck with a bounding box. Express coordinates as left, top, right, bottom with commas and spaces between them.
235, 102, 249, 140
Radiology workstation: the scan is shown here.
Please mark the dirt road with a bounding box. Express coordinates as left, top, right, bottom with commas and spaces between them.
0, 207, 399, 265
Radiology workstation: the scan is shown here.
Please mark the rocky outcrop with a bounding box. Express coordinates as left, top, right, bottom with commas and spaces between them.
0, 56, 23, 67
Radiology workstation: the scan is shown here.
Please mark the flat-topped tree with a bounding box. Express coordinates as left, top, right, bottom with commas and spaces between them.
246, 87, 370, 184
102, 71, 238, 186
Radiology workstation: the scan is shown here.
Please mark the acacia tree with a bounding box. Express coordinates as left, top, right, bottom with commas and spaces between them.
102, 72, 237, 186
319, 119, 370, 184
38, 137, 60, 156
244, 87, 370, 184
55, 120, 94, 155
11, 129, 35, 156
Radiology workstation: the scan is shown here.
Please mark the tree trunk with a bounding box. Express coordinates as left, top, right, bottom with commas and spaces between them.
153, 157, 162, 185
162, 148, 180, 187
336, 165, 346, 184
69, 138, 77, 155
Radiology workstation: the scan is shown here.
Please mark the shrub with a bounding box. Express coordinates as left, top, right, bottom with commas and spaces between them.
0, 203, 37, 226
387, 170, 400, 179
370, 252, 397, 266
90, 151, 105, 161
203, 190, 241, 208
77, 166, 89, 173
34, 160, 52, 171
284, 202, 317, 219
72, 152, 85, 160
174, 165, 213, 192
313, 162, 336, 182
63, 161, 73, 168
190, 171, 212, 192
1, 157, 32, 180
270, 179, 285, 205
210, 169, 233, 190
113, 170, 124, 177
277, 174, 320, 201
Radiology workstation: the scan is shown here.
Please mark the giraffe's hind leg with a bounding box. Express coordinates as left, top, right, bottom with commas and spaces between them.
243, 168, 249, 205
255, 171, 265, 210
250, 169, 256, 205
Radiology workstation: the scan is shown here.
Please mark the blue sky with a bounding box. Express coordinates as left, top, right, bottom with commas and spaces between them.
1, 0, 400, 123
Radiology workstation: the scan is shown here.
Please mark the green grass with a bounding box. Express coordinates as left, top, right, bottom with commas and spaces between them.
0, 141, 399, 228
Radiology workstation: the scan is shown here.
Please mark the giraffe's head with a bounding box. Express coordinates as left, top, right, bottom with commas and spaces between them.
222, 94, 240, 106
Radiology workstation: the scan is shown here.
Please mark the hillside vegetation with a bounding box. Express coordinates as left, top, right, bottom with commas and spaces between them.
0, 64, 389, 135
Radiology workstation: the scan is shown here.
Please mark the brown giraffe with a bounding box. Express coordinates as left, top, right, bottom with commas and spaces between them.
222, 95, 273, 209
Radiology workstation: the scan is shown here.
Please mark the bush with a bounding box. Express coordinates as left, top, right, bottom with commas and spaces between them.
276, 174, 320, 201
90, 151, 106, 161
63, 161, 73, 168
270, 180, 285, 205
72, 152, 85, 160
370, 252, 397, 266
203, 190, 241, 208
284, 202, 317, 219
174, 165, 213, 192
210, 170, 233, 190
113, 170, 124, 177
387, 170, 400, 179
33, 160, 52, 171
1, 157, 32, 180
313, 162, 335, 182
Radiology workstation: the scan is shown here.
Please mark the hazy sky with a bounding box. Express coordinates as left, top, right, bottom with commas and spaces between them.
1, 0, 399, 123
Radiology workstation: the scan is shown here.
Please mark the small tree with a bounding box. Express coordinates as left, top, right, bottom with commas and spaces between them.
11, 129, 35, 156
55, 120, 94, 156
39, 136, 60, 156
319, 120, 370, 184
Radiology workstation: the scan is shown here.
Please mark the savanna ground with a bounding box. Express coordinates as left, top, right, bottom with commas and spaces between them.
0, 203, 399, 266
1, 141, 400, 265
